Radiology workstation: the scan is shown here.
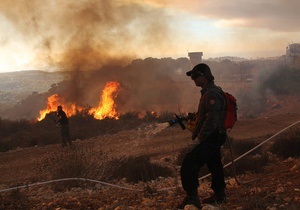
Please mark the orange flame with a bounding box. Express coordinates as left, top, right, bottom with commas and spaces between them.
89, 81, 120, 120
37, 94, 83, 121
37, 81, 121, 121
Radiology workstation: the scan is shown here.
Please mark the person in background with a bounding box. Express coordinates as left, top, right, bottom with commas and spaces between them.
56, 105, 72, 147
177, 63, 227, 209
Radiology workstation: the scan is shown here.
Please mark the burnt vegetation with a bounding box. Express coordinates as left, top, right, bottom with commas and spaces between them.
0, 110, 174, 152
1, 58, 299, 152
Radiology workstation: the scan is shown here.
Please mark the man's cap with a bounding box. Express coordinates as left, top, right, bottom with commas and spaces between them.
186, 63, 214, 81
57, 105, 62, 109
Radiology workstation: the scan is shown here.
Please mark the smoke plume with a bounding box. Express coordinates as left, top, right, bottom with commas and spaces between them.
0, 0, 172, 70
0, 0, 186, 117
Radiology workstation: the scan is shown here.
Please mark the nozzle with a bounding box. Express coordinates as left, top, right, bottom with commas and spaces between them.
168, 119, 178, 126
175, 114, 186, 130
168, 113, 186, 130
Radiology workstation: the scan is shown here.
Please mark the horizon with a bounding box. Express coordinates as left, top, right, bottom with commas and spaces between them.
0, 0, 298, 73
0, 54, 285, 74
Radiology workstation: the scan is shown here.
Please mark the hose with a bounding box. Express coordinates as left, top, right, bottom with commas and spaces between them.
0, 178, 143, 193
0, 120, 299, 193
199, 120, 300, 184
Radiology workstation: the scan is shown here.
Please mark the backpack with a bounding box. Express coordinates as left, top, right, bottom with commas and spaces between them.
222, 90, 238, 130
185, 89, 237, 132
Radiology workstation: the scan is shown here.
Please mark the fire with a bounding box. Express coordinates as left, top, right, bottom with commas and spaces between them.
37, 81, 121, 121
37, 94, 83, 121
89, 81, 120, 120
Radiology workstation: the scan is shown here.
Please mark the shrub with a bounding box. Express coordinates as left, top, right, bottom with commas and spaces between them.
262, 66, 300, 95
0, 142, 10, 152
35, 147, 106, 181
224, 138, 270, 175
230, 138, 263, 156
228, 154, 270, 175
269, 129, 300, 158
103, 155, 173, 183
0, 189, 31, 210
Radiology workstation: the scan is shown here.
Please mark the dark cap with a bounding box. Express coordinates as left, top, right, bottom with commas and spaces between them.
186, 63, 214, 81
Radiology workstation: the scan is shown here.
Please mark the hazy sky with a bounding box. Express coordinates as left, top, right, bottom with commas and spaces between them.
0, 0, 299, 73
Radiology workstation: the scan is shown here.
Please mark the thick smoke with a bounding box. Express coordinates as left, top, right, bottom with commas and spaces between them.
1, 56, 297, 120
55, 58, 196, 116
1, 1, 296, 120
0, 0, 186, 117
0, 58, 197, 120
0, 0, 172, 70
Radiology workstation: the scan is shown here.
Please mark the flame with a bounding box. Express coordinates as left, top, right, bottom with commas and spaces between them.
37, 81, 121, 121
89, 81, 120, 120
37, 94, 60, 121
37, 94, 83, 121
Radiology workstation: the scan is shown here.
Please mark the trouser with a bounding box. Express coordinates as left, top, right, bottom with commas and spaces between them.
180, 131, 226, 195
61, 124, 71, 145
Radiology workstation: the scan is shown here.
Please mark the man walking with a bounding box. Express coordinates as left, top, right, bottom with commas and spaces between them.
177, 63, 227, 209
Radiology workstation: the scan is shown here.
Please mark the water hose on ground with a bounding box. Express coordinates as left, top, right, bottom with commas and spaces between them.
200, 120, 300, 185
0, 120, 299, 193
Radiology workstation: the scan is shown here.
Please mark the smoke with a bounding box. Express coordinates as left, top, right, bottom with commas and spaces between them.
0, 0, 184, 116
0, 0, 173, 71
1, 56, 297, 120
2, 0, 296, 119
55, 58, 195, 115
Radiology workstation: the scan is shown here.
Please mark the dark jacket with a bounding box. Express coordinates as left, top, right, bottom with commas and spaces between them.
193, 81, 225, 140
57, 110, 69, 125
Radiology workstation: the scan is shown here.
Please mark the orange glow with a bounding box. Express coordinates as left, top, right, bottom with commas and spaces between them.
37, 94, 83, 121
89, 81, 120, 120
37, 81, 121, 121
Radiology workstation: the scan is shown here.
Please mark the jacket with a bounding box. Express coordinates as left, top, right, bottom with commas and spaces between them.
193, 81, 225, 140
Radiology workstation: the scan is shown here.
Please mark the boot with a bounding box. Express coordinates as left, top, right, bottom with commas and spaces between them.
202, 190, 226, 204
177, 189, 201, 209
177, 195, 189, 209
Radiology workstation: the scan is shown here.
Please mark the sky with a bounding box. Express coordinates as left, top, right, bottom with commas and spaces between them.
0, 0, 300, 73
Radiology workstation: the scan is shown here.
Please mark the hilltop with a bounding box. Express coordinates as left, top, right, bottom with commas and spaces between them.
0, 71, 65, 110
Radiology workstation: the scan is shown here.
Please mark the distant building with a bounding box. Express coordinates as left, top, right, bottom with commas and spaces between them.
286, 43, 300, 68
188, 52, 203, 68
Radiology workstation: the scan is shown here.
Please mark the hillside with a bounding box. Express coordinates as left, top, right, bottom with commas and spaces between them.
0, 71, 64, 110
0, 63, 300, 209
0, 110, 299, 209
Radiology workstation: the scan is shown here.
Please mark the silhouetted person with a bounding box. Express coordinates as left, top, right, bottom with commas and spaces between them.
56, 105, 72, 147
177, 63, 227, 209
